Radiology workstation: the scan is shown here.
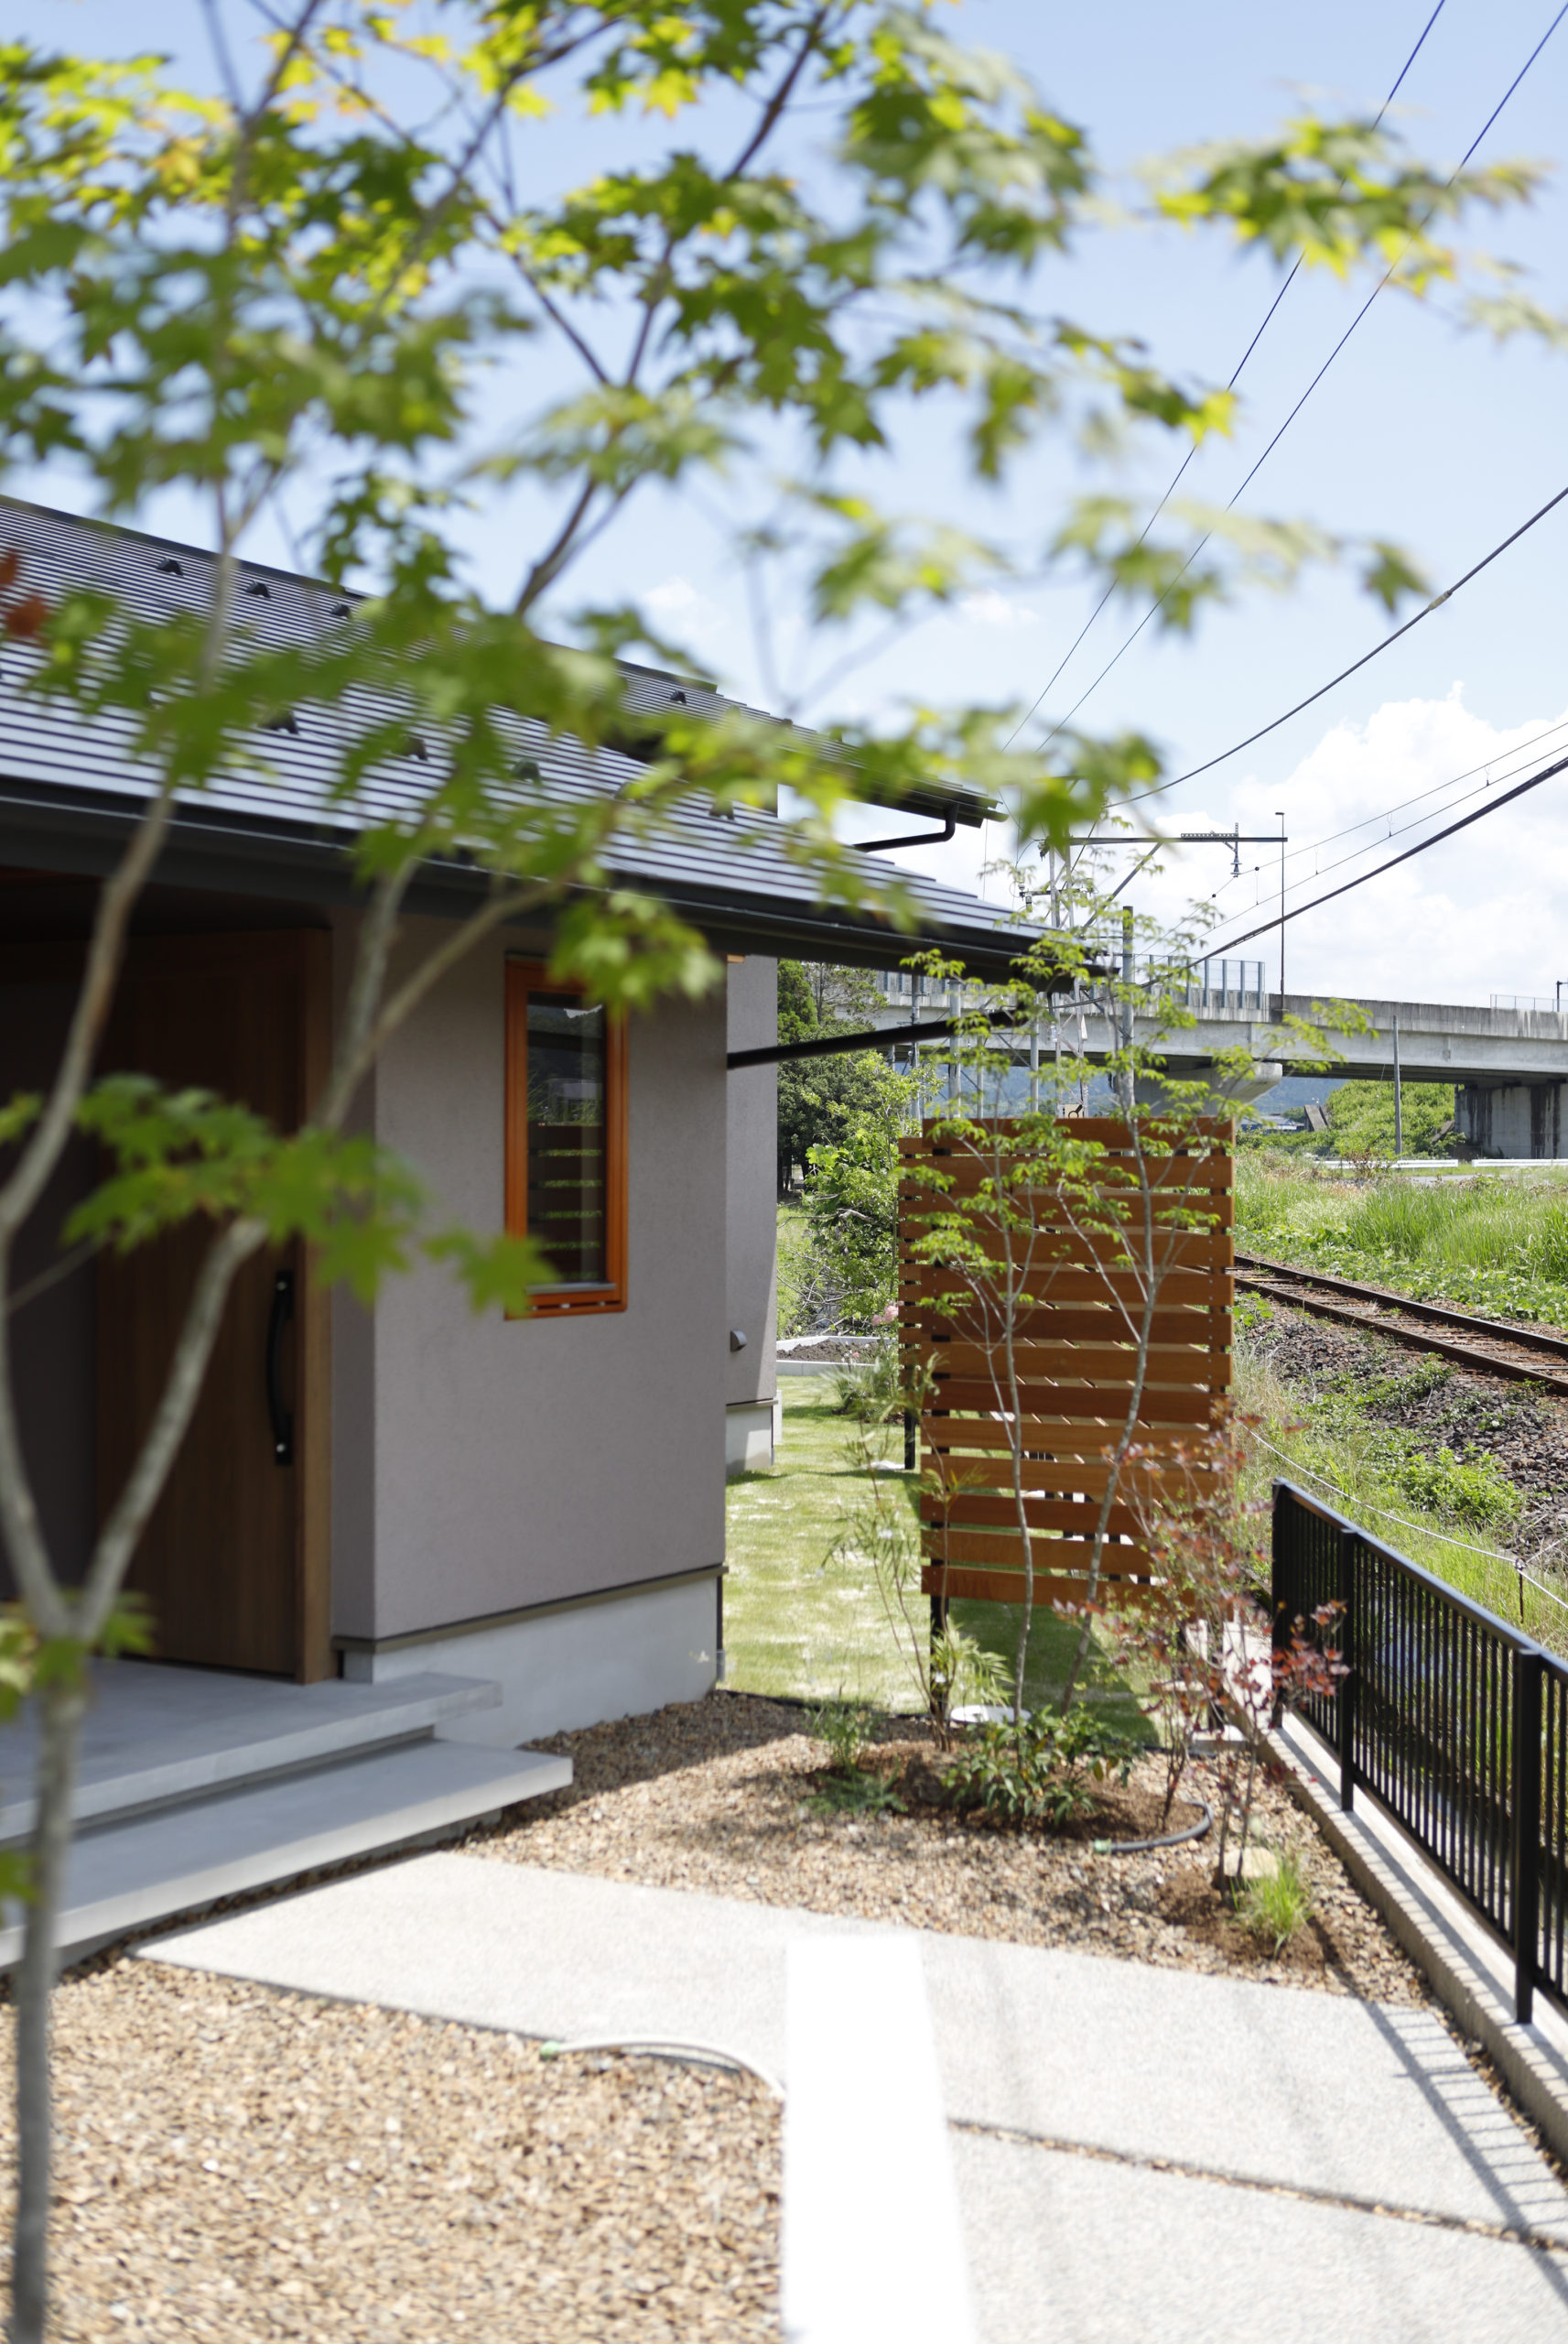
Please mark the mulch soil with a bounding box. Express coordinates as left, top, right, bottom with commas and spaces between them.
1253, 1305, 1568, 1573
7, 1961, 778, 2343
470, 1690, 1428, 2003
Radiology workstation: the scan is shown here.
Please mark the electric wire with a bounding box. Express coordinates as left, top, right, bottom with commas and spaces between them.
1002, 0, 1450, 754
1260, 707, 1568, 874
1039, 1, 1568, 758
1200, 717, 1568, 910
1027, 1, 1568, 787
1116, 480, 1568, 810
1197, 744, 1568, 957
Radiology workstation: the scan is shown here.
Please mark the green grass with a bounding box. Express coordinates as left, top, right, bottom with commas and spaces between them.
1234, 1328, 1568, 1656
1236, 1155, 1568, 1328
723, 1380, 1142, 1724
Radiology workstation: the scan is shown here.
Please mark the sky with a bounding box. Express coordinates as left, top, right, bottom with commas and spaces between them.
13, 0, 1568, 1008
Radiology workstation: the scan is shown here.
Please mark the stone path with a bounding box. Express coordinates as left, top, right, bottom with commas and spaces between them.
142, 1854, 1568, 2341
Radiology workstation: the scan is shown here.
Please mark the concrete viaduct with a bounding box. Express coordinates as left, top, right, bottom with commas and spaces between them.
865, 985, 1568, 1158
1132, 993, 1568, 1157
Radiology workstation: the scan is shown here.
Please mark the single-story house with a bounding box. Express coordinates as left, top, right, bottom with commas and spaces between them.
0, 497, 1041, 1949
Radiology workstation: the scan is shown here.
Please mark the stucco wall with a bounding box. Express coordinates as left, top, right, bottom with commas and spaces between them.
725, 957, 778, 1411
331, 920, 729, 1643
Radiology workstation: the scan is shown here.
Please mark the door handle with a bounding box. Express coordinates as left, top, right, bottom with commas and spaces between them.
266, 1268, 295, 1466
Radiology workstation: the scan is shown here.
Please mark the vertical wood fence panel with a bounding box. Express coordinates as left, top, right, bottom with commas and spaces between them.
899, 1116, 1234, 1612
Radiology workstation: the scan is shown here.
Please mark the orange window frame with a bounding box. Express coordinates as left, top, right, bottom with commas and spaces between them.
503, 960, 629, 1316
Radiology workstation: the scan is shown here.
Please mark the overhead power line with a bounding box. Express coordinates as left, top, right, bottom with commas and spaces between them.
1022, 0, 1568, 772
1122, 483, 1568, 806
1002, 0, 1451, 754
1196, 746, 1568, 960
1267, 708, 1568, 875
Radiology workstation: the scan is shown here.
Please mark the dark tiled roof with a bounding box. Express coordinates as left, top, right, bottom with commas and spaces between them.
0, 498, 1036, 976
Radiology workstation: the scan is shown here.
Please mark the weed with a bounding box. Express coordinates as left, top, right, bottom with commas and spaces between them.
1392, 1444, 1523, 1530
1360, 1355, 1453, 1409
1235, 1157, 1568, 1328
1240, 1850, 1314, 1955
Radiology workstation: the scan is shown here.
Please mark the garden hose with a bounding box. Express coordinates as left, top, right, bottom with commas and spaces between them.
1092, 1798, 1213, 1858
538, 2036, 784, 2099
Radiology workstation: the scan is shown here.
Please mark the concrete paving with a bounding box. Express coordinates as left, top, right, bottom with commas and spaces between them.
142, 1854, 1568, 2338
957, 2131, 1568, 2343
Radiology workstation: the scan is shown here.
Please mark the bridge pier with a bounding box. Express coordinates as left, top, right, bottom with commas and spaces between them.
1455, 1080, 1568, 1159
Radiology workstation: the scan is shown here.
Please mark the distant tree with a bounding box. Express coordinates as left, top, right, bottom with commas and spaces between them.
803, 1069, 914, 1328
1328, 1080, 1456, 1158
777, 960, 904, 1193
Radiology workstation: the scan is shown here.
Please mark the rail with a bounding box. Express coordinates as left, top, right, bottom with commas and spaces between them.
1273, 1480, 1568, 2024
1236, 1253, 1568, 1398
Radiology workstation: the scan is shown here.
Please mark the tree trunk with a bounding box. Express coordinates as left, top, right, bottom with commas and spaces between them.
10, 1677, 86, 2344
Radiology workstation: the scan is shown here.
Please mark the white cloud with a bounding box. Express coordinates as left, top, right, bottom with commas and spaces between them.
1121, 687, 1568, 1007
957, 590, 1038, 629
646, 574, 702, 615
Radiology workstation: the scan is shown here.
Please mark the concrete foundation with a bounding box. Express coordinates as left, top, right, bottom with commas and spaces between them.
1457, 1080, 1567, 1159
726, 1394, 782, 1477
340, 1568, 720, 1746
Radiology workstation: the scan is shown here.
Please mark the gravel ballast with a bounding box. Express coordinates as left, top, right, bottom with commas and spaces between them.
1249, 1304, 1568, 1570
473, 1691, 1428, 2005
5, 1960, 778, 2342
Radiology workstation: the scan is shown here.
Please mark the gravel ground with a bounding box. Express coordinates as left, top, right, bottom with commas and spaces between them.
1252, 1306, 1568, 1569
5, 1960, 778, 2343
471, 1691, 1427, 2005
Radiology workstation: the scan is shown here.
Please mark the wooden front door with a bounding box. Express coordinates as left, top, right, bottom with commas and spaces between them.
95, 933, 331, 1679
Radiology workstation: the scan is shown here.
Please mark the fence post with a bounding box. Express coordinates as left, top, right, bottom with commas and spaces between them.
1513, 1646, 1543, 2027
1269, 1483, 1290, 1729
1337, 1526, 1357, 1815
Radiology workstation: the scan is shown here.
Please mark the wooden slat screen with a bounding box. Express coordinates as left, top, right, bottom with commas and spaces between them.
900, 1116, 1233, 1612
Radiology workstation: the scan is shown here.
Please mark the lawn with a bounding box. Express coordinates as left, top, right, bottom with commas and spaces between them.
723, 1378, 1141, 1723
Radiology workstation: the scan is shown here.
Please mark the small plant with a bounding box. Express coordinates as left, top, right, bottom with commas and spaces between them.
806, 1698, 905, 1816
1240, 1849, 1314, 1954
944, 1707, 1137, 1828
1234, 1293, 1275, 1338
1108, 1413, 1346, 1875
810, 1698, 875, 1775
808, 1769, 906, 1818
930, 1622, 1009, 1728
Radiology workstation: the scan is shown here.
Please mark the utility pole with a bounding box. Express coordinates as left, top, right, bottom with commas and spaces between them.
1276, 810, 1286, 1004
1393, 1014, 1404, 1158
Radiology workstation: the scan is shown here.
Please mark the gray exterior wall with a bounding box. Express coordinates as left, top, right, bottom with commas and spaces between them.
331, 918, 729, 1644
726, 958, 778, 1412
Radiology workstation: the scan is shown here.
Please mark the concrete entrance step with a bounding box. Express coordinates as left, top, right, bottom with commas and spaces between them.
0, 1664, 502, 1841
0, 1739, 569, 1968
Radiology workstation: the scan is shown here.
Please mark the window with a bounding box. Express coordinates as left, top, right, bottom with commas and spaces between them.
504, 961, 628, 1314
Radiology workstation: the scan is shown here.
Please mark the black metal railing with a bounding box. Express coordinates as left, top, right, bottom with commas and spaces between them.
1273, 1480, 1568, 2024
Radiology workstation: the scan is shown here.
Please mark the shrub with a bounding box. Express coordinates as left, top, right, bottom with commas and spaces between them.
944, 1708, 1136, 1828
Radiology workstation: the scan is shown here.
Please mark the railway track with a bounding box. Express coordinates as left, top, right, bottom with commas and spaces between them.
1232, 1252, 1568, 1400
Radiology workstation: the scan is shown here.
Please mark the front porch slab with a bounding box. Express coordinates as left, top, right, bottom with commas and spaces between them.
0, 1659, 501, 1839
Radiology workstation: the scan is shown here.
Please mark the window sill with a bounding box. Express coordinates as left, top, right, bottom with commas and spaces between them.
510, 1288, 627, 1319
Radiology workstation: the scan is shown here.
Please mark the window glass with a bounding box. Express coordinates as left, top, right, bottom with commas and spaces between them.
525, 993, 608, 1286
